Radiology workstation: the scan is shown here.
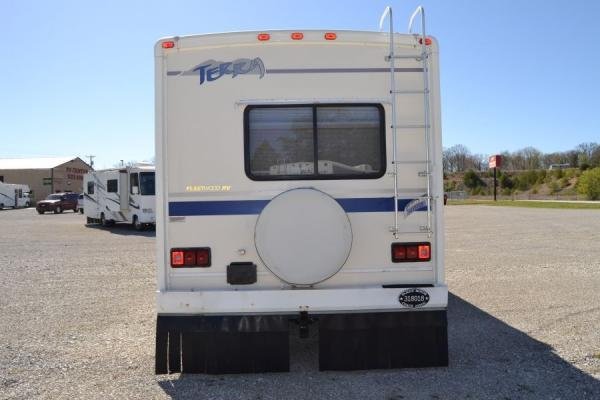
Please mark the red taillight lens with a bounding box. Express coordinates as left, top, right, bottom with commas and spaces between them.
418, 244, 431, 260
291, 32, 303, 40
257, 33, 270, 41
418, 37, 433, 46
171, 250, 184, 266
161, 41, 175, 49
195, 249, 211, 267
183, 251, 196, 266
406, 246, 418, 260
392, 245, 406, 261
324, 32, 337, 40
171, 248, 211, 268
392, 243, 431, 262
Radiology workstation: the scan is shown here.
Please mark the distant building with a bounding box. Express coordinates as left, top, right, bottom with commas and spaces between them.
548, 163, 570, 170
0, 157, 92, 202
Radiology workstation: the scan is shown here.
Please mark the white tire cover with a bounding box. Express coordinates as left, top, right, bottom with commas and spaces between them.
254, 188, 353, 285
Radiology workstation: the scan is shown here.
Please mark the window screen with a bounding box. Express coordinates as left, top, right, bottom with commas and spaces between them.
107, 179, 118, 193
245, 104, 385, 180
87, 181, 94, 194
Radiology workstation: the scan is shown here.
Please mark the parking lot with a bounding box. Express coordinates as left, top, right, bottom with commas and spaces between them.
0, 206, 599, 399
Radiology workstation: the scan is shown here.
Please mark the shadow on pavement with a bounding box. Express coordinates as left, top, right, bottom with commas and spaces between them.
157, 293, 600, 400
84, 223, 156, 237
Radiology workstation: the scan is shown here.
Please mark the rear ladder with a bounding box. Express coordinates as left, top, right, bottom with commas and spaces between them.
380, 5, 433, 238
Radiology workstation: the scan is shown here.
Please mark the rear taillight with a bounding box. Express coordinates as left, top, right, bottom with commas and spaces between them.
392, 242, 431, 262
170, 248, 211, 268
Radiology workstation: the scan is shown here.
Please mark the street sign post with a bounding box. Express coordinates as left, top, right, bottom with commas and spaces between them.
488, 155, 502, 201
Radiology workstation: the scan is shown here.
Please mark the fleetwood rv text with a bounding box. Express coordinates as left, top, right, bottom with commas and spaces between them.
155, 6, 447, 373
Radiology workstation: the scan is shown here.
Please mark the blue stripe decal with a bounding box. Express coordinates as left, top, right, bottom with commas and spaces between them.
168, 197, 427, 216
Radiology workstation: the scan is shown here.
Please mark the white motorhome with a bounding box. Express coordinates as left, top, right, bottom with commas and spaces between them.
0, 182, 31, 209
83, 165, 155, 230
155, 6, 447, 374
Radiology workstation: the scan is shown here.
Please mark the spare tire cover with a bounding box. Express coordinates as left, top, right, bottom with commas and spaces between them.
254, 188, 352, 285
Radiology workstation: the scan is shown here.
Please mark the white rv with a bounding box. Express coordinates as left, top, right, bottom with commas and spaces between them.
155, 6, 447, 374
0, 182, 31, 209
83, 165, 155, 230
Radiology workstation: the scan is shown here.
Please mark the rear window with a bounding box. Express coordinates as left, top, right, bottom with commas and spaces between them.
244, 104, 385, 180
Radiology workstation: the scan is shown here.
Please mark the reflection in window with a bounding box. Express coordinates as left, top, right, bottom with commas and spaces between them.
248, 107, 313, 176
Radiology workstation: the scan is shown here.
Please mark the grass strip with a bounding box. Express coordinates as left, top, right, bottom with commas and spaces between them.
447, 199, 600, 209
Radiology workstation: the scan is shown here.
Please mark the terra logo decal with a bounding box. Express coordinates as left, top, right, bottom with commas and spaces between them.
182, 58, 265, 85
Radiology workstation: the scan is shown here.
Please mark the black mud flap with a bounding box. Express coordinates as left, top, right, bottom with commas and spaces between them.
318, 310, 448, 371
156, 315, 289, 374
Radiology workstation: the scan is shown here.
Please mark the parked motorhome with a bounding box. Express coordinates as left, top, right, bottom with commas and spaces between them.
83, 165, 155, 230
155, 6, 447, 374
0, 182, 31, 209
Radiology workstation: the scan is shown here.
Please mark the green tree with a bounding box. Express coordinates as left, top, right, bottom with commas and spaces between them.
577, 167, 600, 200
463, 169, 485, 189
499, 173, 514, 189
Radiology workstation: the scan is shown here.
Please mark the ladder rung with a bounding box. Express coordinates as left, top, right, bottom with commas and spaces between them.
391, 89, 429, 94
392, 160, 428, 165
391, 124, 430, 129
389, 228, 433, 235
385, 55, 422, 60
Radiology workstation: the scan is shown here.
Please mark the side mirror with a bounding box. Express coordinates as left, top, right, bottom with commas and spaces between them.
132, 186, 139, 195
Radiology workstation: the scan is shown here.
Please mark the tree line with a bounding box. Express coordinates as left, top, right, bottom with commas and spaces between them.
443, 142, 600, 172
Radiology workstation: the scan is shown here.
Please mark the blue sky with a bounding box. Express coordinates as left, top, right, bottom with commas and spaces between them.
1, 0, 598, 168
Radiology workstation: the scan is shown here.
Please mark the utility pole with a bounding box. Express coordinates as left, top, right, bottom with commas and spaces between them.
85, 155, 95, 170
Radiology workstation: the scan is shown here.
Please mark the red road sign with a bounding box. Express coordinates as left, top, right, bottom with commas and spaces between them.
489, 155, 502, 169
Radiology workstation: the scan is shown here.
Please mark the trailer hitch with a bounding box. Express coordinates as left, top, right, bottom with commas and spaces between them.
295, 311, 313, 339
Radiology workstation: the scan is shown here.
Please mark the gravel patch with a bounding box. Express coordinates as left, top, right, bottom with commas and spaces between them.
0, 206, 598, 399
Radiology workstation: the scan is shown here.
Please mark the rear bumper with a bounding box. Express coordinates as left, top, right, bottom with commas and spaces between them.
156, 285, 447, 315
